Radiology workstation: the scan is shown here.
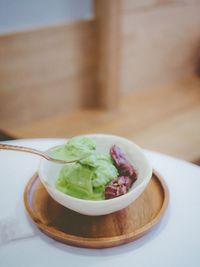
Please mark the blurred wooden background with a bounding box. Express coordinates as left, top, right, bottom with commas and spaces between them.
0, 0, 200, 162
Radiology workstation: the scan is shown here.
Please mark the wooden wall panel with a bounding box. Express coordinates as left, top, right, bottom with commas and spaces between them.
123, 0, 159, 12
1, 0, 200, 131
0, 20, 97, 129
122, 0, 200, 13
121, 1, 200, 92
94, 0, 121, 109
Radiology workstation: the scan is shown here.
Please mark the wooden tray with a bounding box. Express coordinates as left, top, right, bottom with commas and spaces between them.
24, 171, 169, 248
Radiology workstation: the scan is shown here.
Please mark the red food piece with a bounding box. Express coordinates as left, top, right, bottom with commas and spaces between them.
105, 145, 138, 199
110, 145, 137, 181
105, 176, 133, 199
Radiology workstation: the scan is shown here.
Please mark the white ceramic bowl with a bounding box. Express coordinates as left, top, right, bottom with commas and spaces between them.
38, 134, 152, 216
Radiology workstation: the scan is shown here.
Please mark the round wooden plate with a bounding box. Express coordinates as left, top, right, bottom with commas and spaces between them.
24, 171, 169, 248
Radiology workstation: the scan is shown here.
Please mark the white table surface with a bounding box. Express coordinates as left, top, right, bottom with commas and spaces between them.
0, 139, 200, 267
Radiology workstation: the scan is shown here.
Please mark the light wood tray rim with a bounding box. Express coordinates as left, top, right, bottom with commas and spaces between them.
24, 169, 169, 248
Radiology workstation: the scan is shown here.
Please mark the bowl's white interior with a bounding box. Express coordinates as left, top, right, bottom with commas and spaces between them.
39, 134, 151, 195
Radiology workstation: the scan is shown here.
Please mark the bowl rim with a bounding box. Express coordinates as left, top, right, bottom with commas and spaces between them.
38, 133, 153, 204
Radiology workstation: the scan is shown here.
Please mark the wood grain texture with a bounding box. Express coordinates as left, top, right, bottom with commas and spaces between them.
134, 105, 200, 160
24, 171, 168, 248
122, 0, 163, 13
94, 0, 121, 108
122, 0, 199, 13
7, 76, 200, 161
1, 2, 200, 162
0, 20, 97, 129
121, 1, 200, 92
1, 0, 200, 128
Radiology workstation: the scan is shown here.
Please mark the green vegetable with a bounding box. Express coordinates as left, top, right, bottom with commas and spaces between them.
51, 136, 118, 200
